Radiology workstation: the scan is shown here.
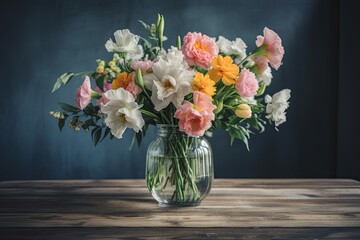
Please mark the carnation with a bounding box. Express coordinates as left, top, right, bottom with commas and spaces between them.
182, 32, 218, 69
216, 36, 247, 60
265, 89, 291, 126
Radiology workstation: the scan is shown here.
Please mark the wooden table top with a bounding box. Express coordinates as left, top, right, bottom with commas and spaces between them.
0, 179, 360, 239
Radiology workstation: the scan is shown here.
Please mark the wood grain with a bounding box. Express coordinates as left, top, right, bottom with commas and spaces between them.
0, 179, 359, 239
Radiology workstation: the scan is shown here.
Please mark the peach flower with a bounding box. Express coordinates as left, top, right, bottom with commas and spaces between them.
112, 72, 142, 98
174, 91, 216, 137
235, 68, 259, 98
182, 32, 218, 69
76, 76, 92, 110
255, 27, 285, 70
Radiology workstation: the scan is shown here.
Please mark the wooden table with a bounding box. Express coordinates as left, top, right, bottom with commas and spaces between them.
0, 179, 360, 239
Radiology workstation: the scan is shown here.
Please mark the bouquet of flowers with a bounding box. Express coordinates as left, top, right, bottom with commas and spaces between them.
51, 14, 290, 206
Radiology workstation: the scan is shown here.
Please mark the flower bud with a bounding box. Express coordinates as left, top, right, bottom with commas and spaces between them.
256, 83, 266, 96
213, 100, 223, 114
157, 14, 165, 48
135, 68, 145, 89
176, 35, 181, 50
235, 104, 252, 118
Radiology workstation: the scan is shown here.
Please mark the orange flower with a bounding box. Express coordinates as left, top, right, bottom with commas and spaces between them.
112, 72, 132, 90
192, 72, 216, 99
208, 55, 239, 86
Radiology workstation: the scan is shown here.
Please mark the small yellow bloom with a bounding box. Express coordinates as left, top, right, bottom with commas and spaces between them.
112, 72, 132, 90
235, 104, 252, 118
208, 55, 239, 86
99, 61, 105, 66
108, 61, 116, 67
96, 66, 104, 73
192, 72, 216, 99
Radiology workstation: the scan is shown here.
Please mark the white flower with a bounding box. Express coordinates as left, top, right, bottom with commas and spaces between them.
143, 48, 194, 111
156, 46, 189, 68
105, 29, 144, 60
100, 88, 144, 139
265, 89, 291, 127
216, 36, 247, 60
257, 67, 273, 86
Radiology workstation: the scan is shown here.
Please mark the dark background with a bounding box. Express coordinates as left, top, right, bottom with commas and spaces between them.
0, 0, 359, 180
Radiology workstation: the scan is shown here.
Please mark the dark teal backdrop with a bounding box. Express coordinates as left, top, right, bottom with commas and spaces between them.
0, 0, 359, 180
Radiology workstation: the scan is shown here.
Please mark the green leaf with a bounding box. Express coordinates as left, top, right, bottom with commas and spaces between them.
52, 72, 74, 93
92, 127, 102, 147
129, 133, 136, 151
95, 75, 105, 91
100, 127, 111, 143
230, 135, 235, 146
59, 103, 80, 113
136, 131, 143, 147
138, 20, 150, 30
58, 118, 66, 132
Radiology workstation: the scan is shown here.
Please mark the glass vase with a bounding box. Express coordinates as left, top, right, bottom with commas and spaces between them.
146, 124, 214, 207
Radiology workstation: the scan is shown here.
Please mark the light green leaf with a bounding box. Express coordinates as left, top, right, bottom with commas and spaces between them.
52, 72, 74, 93
92, 127, 102, 147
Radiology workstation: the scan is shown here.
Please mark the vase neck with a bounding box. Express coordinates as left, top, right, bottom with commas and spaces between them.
156, 124, 186, 137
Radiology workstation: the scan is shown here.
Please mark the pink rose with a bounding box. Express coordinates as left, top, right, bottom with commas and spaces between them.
256, 27, 285, 70
76, 76, 92, 110
182, 32, 219, 69
235, 68, 259, 98
174, 91, 216, 137
131, 60, 154, 74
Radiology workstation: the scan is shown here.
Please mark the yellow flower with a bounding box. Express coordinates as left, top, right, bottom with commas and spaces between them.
112, 72, 132, 90
208, 55, 239, 86
96, 66, 104, 73
192, 72, 216, 99
108, 61, 116, 67
235, 104, 252, 118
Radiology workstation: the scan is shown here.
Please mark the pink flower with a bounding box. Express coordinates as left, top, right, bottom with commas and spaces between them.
95, 80, 112, 107
97, 95, 109, 106
95, 80, 112, 94
76, 76, 92, 110
128, 72, 142, 98
235, 68, 259, 98
131, 60, 154, 74
174, 91, 216, 137
251, 56, 269, 75
182, 32, 219, 69
255, 27, 285, 70
128, 73, 142, 97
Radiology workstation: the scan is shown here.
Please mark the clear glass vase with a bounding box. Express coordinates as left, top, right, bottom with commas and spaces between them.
146, 124, 214, 207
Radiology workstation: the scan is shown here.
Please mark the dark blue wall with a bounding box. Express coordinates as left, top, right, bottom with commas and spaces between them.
0, 0, 358, 180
